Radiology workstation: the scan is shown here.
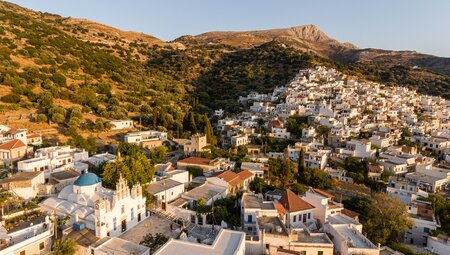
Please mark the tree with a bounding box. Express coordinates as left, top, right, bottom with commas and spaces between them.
37, 91, 53, 108
67, 135, 97, 154
363, 193, 414, 245
140, 233, 169, 254
1, 93, 21, 103
53, 238, 77, 255
203, 114, 216, 145
291, 183, 308, 194
117, 143, 141, 157
0, 193, 10, 216
297, 149, 305, 179
422, 194, 450, 235
298, 168, 332, 190
148, 146, 168, 164
187, 112, 196, 132
268, 158, 296, 186
102, 152, 155, 189
36, 113, 48, 123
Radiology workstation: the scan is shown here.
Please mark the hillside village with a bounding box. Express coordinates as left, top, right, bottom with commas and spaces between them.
0, 66, 449, 255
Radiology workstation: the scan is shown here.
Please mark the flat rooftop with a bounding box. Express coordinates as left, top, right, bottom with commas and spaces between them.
147, 179, 183, 195
0, 171, 42, 183
51, 169, 80, 180
183, 183, 225, 201
296, 230, 333, 244
406, 172, 443, 183
154, 229, 245, 255
328, 213, 360, 225
96, 237, 149, 255
332, 224, 377, 249
243, 194, 275, 210
257, 216, 288, 236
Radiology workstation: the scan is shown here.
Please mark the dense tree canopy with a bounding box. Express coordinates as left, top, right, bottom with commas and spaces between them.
102, 151, 155, 189
361, 193, 413, 245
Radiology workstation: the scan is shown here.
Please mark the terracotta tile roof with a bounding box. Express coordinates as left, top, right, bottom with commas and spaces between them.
313, 188, 334, 198
216, 170, 238, 182
368, 164, 383, 173
27, 134, 41, 139
228, 177, 243, 187
341, 208, 360, 219
236, 170, 254, 180
279, 189, 314, 213
177, 157, 211, 166
215, 170, 244, 187
0, 139, 26, 151
275, 203, 287, 214
269, 119, 283, 129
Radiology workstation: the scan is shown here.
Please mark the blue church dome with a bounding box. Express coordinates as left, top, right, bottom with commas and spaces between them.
74, 173, 101, 186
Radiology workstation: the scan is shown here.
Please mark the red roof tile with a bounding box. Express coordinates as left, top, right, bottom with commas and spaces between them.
313, 188, 334, 198
27, 134, 41, 139
341, 208, 360, 219
236, 170, 254, 180
177, 157, 212, 165
275, 203, 287, 214
0, 139, 26, 151
279, 189, 314, 213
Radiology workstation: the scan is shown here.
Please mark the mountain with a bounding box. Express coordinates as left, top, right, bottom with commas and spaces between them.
177, 25, 450, 76
0, 0, 449, 142
175, 24, 357, 56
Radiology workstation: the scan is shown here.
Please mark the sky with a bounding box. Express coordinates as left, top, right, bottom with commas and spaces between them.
7, 0, 450, 57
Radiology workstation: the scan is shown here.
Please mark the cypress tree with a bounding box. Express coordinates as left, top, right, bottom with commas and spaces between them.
297, 148, 305, 181
189, 112, 196, 132
203, 114, 216, 145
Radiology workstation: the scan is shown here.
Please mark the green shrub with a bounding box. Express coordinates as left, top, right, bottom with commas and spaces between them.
1, 93, 21, 103
36, 113, 48, 123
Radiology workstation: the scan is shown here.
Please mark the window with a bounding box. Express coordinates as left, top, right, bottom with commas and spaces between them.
308, 213, 311, 219
318, 251, 323, 255
424, 227, 430, 234
20, 251, 25, 255
131, 208, 134, 220
303, 214, 307, 222
113, 218, 117, 231
121, 205, 125, 214
39, 242, 45, 250
293, 215, 297, 222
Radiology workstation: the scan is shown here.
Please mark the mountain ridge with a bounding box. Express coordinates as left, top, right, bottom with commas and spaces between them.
0, 0, 449, 140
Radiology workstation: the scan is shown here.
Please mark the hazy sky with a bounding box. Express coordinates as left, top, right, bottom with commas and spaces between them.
7, 0, 450, 57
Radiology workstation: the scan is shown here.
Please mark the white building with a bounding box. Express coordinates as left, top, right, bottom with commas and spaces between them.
270, 127, 291, 140
241, 193, 278, 236
0, 171, 45, 200
231, 135, 249, 146
124, 130, 168, 143
324, 223, 380, 255
147, 179, 185, 207
0, 216, 53, 255
278, 189, 315, 228
240, 162, 267, 178
154, 229, 245, 255
41, 173, 147, 238
84, 153, 116, 167
304, 188, 343, 225
18, 146, 89, 179
109, 120, 134, 130
405, 200, 440, 246
305, 150, 329, 170
426, 235, 450, 255
183, 134, 209, 155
